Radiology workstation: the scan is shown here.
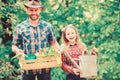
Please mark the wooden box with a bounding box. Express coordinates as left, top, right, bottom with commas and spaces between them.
19, 55, 62, 70
79, 55, 97, 78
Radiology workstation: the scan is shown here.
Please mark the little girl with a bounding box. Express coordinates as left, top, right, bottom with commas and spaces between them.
61, 24, 98, 80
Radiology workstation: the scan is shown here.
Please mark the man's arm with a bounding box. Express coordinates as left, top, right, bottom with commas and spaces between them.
49, 39, 60, 52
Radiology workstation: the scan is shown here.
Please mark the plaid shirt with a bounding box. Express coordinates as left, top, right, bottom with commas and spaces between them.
62, 44, 87, 74
12, 19, 56, 54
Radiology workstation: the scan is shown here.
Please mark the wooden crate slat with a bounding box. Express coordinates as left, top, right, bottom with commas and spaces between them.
20, 55, 62, 70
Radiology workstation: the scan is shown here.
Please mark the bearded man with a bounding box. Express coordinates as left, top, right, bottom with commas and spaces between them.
12, 0, 59, 80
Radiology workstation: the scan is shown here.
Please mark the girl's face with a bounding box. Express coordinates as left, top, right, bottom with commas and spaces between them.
65, 27, 77, 44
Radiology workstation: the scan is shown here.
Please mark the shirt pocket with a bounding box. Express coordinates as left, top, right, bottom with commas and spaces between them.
22, 30, 31, 43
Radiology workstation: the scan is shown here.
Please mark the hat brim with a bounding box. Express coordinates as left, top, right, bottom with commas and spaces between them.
24, 4, 44, 9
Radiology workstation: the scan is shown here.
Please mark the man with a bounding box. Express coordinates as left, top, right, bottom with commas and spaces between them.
12, 0, 60, 80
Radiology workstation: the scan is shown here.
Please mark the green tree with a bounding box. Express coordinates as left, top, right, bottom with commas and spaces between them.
0, 0, 119, 80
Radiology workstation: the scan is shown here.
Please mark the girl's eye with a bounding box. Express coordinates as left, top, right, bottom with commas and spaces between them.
66, 33, 70, 35
71, 32, 75, 34
67, 33, 69, 35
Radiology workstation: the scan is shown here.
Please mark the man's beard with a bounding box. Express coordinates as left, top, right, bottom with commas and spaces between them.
29, 14, 39, 21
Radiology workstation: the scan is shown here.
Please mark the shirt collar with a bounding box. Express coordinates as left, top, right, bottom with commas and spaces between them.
67, 42, 77, 47
26, 18, 41, 27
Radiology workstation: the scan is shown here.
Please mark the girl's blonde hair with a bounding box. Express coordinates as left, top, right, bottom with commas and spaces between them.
61, 24, 86, 53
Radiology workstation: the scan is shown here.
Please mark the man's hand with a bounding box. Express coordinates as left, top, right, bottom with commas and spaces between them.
56, 49, 61, 55
16, 49, 24, 55
12, 45, 24, 56
11, 49, 24, 60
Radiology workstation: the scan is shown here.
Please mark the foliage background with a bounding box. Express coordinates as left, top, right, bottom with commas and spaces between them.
0, 0, 120, 80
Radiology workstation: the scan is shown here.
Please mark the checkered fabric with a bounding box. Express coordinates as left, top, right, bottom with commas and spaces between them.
62, 44, 87, 73
12, 19, 56, 54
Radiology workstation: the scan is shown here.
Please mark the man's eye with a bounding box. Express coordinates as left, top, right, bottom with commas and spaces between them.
30, 10, 33, 11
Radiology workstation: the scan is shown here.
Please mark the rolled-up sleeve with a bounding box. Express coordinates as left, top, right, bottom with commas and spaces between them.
47, 25, 56, 42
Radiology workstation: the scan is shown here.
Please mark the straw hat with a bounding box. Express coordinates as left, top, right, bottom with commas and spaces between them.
24, 0, 44, 9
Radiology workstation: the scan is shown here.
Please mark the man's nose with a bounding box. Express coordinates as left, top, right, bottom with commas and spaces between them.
32, 11, 36, 14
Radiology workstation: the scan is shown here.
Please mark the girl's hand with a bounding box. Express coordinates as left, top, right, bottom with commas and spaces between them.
72, 68, 80, 75
91, 47, 98, 55
82, 49, 88, 55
